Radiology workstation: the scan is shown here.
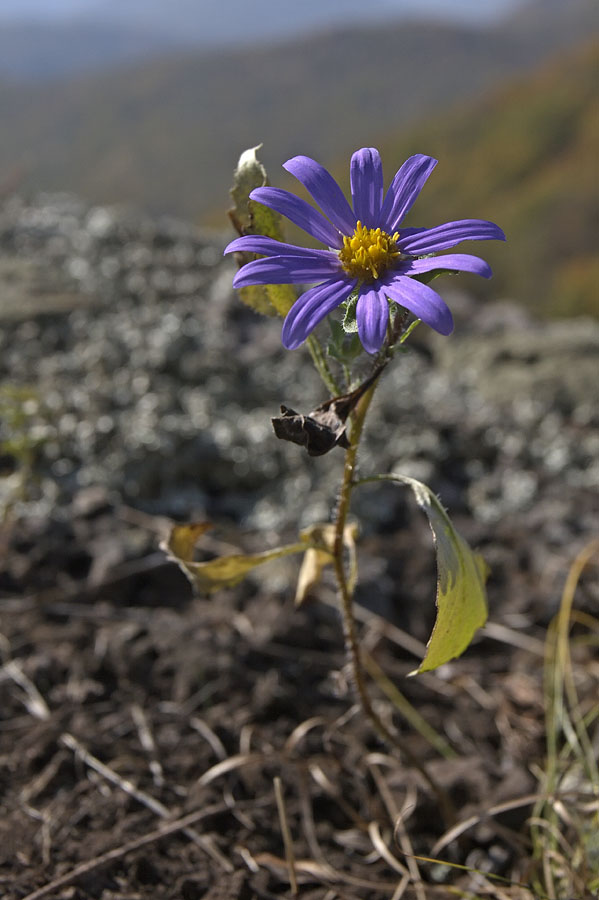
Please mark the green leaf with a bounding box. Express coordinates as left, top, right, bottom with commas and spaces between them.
359, 474, 488, 673
161, 521, 309, 594
228, 144, 296, 317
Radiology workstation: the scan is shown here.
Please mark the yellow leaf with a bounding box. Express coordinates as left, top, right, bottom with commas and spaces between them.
264, 282, 296, 317
161, 521, 309, 594
295, 546, 333, 607
362, 475, 488, 673
238, 284, 279, 317
228, 145, 297, 318
164, 521, 212, 562
295, 522, 358, 606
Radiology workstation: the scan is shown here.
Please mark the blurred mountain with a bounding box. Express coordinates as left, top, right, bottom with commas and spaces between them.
370, 40, 598, 317
83, 0, 526, 40
0, 22, 187, 81
0, 0, 526, 81
0, 0, 595, 223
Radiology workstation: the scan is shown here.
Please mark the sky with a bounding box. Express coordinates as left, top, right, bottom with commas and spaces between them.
0, 0, 525, 24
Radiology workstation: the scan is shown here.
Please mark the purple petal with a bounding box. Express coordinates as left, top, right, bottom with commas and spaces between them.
401, 253, 492, 278
398, 226, 427, 240
399, 219, 506, 254
350, 147, 384, 228
379, 155, 438, 232
283, 155, 356, 236
233, 253, 341, 288
249, 186, 343, 248
282, 278, 356, 349
225, 235, 336, 259
356, 285, 390, 353
383, 275, 454, 335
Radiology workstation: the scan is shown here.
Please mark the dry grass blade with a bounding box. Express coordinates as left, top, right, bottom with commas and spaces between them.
252, 852, 400, 891
252, 852, 337, 883
392, 812, 426, 900
431, 792, 578, 857
284, 716, 327, 753
482, 621, 546, 656
190, 714, 228, 760
274, 776, 298, 895
367, 821, 409, 876
368, 759, 422, 894
198, 752, 265, 785
297, 770, 325, 862
130, 702, 164, 787
533, 537, 599, 899
308, 762, 367, 829
389, 874, 411, 900
2, 660, 51, 720
527, 816, 576, 860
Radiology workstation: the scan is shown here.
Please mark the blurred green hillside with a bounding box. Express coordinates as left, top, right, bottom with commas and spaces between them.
370, 41, 598, 318
0, 0, 595, 230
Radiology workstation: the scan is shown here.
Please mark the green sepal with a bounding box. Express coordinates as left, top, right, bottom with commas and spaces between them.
341, 293, 359, 333
326, 318, 362, 364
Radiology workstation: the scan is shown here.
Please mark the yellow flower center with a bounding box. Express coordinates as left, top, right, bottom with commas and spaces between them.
338, 221, 401, 282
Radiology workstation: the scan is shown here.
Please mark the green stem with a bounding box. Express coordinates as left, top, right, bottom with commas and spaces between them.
332, 378, 380, 719
396, 317, 421, 346
331, 366, 455, 825
306, 335, 340, 395
361, 650, 457, 761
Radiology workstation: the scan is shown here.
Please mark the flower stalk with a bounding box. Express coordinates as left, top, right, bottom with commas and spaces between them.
331, 333, 456, 825
306, 334, 340, 395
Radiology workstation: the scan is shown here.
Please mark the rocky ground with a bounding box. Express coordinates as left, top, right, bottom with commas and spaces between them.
0, 193, 597, 899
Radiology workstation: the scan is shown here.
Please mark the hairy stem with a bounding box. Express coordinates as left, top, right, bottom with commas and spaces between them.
331, 358, 455, 825
306, 334, 340, 395
332, 382, 375, 720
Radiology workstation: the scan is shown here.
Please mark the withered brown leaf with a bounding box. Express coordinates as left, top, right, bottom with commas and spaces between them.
272, 364, 385, 456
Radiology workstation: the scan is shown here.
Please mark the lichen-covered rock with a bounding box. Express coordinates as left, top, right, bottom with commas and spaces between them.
1, 194, 597, 620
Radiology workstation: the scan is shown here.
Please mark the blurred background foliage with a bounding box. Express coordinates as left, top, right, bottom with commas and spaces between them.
373, 40, 598, 318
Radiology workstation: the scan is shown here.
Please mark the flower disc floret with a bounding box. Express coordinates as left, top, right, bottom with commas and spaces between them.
338, 222, 401, 282
225, 147, 506, 354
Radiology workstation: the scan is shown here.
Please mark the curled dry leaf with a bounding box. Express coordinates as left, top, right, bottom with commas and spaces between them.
295, 522, 358, 606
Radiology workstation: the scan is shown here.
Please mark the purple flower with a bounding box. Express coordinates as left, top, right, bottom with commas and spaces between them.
225, 149, 505, 354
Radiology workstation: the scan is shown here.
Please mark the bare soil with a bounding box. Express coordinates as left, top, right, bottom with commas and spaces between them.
1, 495, 596, 900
